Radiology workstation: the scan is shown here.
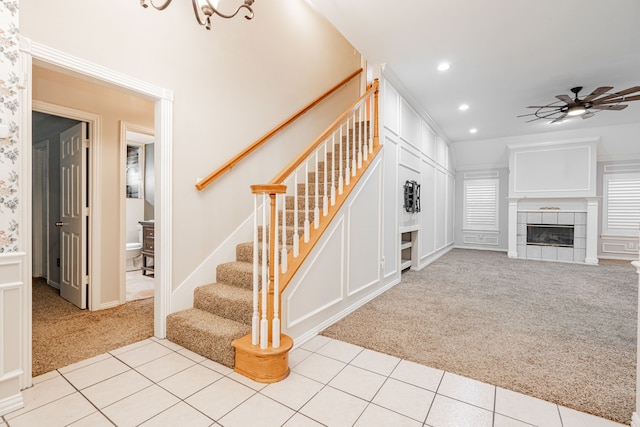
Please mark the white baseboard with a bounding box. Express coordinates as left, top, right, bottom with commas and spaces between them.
453, 245, 508, 253
0, 392, 23, 417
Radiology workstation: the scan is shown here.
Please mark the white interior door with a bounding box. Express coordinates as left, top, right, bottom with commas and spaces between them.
59, 123, 88, 309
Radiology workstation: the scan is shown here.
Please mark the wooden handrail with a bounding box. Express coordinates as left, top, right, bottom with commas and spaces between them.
269, 79, 379, 185
195, 68, 364, 191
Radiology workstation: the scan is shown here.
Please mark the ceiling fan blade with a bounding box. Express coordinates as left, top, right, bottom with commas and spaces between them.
591, 86, 640, 103
590, 104, 628, 110
551, 113, 567, 123
598, 94, 640, 104
555, 95, 573, 104
526, 105, 559, 109
582, 86, 613, 102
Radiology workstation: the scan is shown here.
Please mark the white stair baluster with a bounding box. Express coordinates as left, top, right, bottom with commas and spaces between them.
252, 194, 259, 346
357, 106, 363, 169
293, 171, 299, 257
330, 133, 336, 205
369, 95, 374, 155
260, 193, 268, 349
345, 120, 351, 186
304, 161, 310, 242
281, 184, 287, 274
351, 112, 357, 177
272, 194, 280, 349
363, 102, 369, 161
314, 150, 320, 229
339, 124, 345, 193
323, 142, 329, 217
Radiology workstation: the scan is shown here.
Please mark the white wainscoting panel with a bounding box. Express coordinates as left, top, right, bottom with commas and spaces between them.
422, 122, 436, 162
421, 162, 436, 257
400, 99, 421, 150
383, 141, 399, 279
383, 81, 399, 136
436, 169, 447, 250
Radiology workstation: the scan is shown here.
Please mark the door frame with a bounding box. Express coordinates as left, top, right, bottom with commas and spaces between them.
32, 140, 49, 280
19, 38, 174, 389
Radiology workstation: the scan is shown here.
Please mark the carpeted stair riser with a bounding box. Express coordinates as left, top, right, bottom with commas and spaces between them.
166, 308, 250, 368
216, 261, 257, 291
194, 283, 253, 326
286, 196, 323, 209
257, 225, 300, 246
235, 241, 291, 264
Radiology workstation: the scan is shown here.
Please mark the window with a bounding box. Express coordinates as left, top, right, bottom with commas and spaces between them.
603, 173, 640, 237
463, 179, 499, 231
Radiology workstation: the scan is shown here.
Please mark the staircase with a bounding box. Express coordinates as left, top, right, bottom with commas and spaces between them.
166, 132, 366, 370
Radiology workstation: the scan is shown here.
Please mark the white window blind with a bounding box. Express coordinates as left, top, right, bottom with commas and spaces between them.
603, 173, 640, 236
463, 179, 499, 231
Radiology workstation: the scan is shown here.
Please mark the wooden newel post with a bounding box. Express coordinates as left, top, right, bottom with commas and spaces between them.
373, 79, 380, 148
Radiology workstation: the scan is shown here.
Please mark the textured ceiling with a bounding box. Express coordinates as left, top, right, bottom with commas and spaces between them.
308, 0, 640, 143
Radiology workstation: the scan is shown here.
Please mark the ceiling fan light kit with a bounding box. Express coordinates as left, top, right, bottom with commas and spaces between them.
519, 85, 640, 124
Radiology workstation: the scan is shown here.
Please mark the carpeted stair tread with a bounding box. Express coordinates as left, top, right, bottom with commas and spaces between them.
216, 261, 257, 290
194, 283, 253, 326
236, 241, 293, 263
167, 308, 250, 368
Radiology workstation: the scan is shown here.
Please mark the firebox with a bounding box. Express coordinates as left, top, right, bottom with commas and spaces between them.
526, 224, 574, 247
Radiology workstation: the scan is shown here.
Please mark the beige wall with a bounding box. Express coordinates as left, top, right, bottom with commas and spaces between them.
21, 0, 361, 290
32, 65, 154, 305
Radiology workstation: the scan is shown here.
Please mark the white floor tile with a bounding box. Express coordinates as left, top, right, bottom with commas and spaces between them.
109, 338, 155, 356
558, 405, 628, 427
178, 347, 207, 363
136, 351, 195, 383
5, 374, 76, 419
282, 413, 325, 426
63, 356, 130, 390
289, 347, 313, 368
316, 338, 363, 363
185, 377, 255, 421
228, 371, 269, 391
329, 365, 387, 401
32, 370, 61, 385
350, 349, 401, 376
101, 384, 180, 427
218, 393, 295, 427
426, 394, 493, 427
493, 413, 537, 427
139, 402, 213, 427
292, 353, 346, 384
113, 341, 174, 368
67, 411, 115, 427
200, 358, 234, 376
156, 339, 184, 352
300, 386, 368, 427
6, 393, 95, 427
81, 370, 153, 409
495, 387, 562, 427
57, 353, 111, 374
158, 364, 223, 399
437, 372, 495, 410
261, 372, 324, 411
300, 335, 331, 352
390, 359, 444, 392
372, 377, 435, 422
354, 403, 423, 427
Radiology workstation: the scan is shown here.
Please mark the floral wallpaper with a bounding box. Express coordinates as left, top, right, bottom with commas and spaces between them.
0, 0, 19, 253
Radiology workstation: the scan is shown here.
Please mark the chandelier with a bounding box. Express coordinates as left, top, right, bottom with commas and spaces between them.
140, 0, 255, 30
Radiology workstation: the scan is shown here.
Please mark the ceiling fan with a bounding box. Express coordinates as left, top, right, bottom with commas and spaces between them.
519, 85, 640, 124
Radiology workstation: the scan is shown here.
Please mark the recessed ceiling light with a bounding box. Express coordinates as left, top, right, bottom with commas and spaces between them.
437, 62, 450, 71
459, 104, 469, 111
469, 128, 478, 134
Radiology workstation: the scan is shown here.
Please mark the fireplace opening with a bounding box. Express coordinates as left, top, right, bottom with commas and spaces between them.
527, 224, 574, 247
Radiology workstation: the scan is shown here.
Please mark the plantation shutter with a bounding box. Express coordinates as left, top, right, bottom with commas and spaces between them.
604, 174, 640, 236
463, 179, 499, 231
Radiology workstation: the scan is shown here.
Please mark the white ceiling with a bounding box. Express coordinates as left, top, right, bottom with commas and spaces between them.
308, 0, 640, 143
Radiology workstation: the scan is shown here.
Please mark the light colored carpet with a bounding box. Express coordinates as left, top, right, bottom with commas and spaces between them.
321, 249, 637, 424
32, 278, 153, 376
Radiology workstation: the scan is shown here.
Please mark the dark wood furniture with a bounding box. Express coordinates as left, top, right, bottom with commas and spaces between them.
140, 221, 154, 276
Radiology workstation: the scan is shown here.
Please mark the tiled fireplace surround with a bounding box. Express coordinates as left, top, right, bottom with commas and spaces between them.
517, 210, 587, 263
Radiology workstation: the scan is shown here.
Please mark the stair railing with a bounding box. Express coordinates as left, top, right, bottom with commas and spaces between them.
195, 68, 363, 191
250, 79, 380, 350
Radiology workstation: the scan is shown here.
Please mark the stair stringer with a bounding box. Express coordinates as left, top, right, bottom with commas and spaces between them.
280, 152, 400, 345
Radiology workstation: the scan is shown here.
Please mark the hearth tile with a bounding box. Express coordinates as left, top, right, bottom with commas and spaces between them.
5, 393, 95, 427
261, 372, 323, 411
138, 402, 212, 427
136, 352, 196, 383
517, 223, 526, 236
541, 245, 558, 261
574, 249, 586, 263
63, 356, 130, 390
575, 212, 587, 225
68, 411, 114, 426
300, 334, 332, 352
557, 247, 574, 262
390, 359, 444, 391
574, 224, 586, 238
158, 363, 223, 399
299, 386, 368, 427
493, 413, 534, 426
219, 393, 294, 427
517, 245, 527, 258
517, 234, 526, 245
526, 245, 542, 259
495, 387, 562, 427
558, 212, 575, 224
372, 378, 434, 421
527, 212, 542, 224
185, 377, 255, 421
82, 369, 153, 409
102, 384, 180, 427
517, 212, 526, 224
574, 237, 586, 249
329, 365, 386, 401
354, 403, 422, 427
282, 413, 324, 426
438, 372, 495, 411
292, 353, 347, 384
542, 212, 558, 224
351, 348, 401, 376
426, 394, 493, 427
558, 405, 627, 427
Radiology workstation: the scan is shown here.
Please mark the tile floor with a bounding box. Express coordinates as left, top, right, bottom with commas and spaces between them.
2, 336, 627, 427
